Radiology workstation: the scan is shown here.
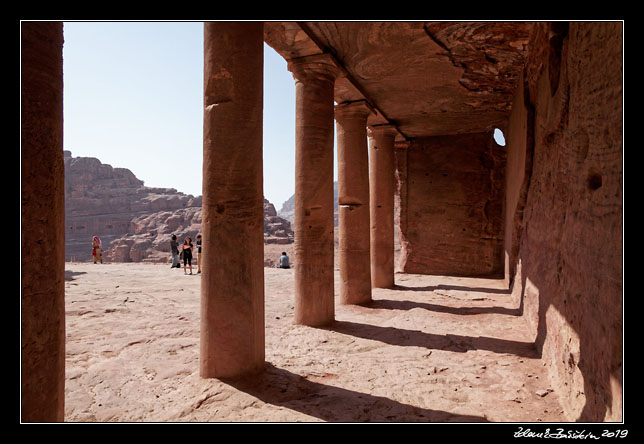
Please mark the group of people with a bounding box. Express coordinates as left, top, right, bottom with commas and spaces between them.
92, 234, 291, 273
169, 235, 290, 275
169, 235, 291, 274
171, 234, 202, 275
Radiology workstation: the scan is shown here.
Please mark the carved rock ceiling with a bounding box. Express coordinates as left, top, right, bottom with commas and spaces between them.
264, 21, 532, 140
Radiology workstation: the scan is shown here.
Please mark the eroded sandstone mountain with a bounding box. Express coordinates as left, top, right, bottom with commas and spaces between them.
64, 150, 200, 261
64, 151, 293, 263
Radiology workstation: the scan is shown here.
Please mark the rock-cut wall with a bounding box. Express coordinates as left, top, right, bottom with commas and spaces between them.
505, 22, 622, 421
396, 131, 506, 277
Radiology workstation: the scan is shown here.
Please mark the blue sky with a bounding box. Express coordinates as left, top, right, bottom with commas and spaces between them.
63, 21, 300, 210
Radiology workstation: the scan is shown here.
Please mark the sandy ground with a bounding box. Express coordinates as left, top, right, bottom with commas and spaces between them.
63, 261, 567, 423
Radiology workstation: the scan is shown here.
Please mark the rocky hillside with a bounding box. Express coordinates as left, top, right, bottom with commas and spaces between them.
64, 151, 200, 261
106, 198, 293, 263
64, 151, 293, 263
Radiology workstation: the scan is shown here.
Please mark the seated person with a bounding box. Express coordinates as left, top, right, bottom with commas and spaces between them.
279, 252, 290, 269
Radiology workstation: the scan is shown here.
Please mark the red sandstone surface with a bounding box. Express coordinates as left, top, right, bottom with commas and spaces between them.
64, 262, 566, 422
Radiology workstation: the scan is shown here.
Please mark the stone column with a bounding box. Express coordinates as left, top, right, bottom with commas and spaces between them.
21, 22, 65, 422
287, 54, 340, 326
335, 100, 373, 305
369, 124, 398, 288
200, 22, 265, 378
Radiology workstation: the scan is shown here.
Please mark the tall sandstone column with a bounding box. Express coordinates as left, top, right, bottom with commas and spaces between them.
335, 100, 373, 305
21, 22, 65, 422
369, 125, 397, 288
288, 54, 340, 326
200, 22, 265, 378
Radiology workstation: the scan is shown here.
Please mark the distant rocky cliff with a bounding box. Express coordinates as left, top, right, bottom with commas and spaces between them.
64, 151, 293, 263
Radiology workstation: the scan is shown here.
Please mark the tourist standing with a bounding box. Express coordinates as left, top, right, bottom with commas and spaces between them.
196, 234, 202, 274
170, 234, 180, 268
182, 237, 194, 275
92, 235, 103, 264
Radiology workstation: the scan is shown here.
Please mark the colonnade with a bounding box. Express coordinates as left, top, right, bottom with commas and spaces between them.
21, 22, 399, 421
200, 23, 398, 377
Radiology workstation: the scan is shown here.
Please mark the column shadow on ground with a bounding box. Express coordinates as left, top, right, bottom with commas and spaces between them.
322, 321, 539, 358
221, 362, 488, 423
65, 270, 87, 281
393, 284, 511, 295
365, 298, 521, 316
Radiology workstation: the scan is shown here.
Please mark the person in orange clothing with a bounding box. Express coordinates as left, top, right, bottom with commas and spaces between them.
92, 235, 103, 264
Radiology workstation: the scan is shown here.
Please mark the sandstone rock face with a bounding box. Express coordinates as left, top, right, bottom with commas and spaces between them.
64, 151, 199, 262
397, 131, 506, 277
106, 199, 294, 263
506, 22, 622, 421
263, 199, 294, 244
64, 152, 293, 263
278, 194, 295, 223
423, 22, 531, 116
266, 22, 531, 138
105, 206, 203, 263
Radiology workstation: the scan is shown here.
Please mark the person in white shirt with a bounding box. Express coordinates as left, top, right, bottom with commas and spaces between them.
279, 252, 290, 269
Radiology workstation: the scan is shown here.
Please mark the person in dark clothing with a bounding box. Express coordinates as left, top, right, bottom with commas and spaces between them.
182, 237, 194, 275
279, 251, 290, 269
196, 234, 202, 274
170, 234, 180, 268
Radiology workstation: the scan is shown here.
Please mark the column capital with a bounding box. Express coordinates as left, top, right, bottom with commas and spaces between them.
394, 140, 411, 150
287, 53, 341, 83
368, 123, 399, 138
334, 99, 374, 121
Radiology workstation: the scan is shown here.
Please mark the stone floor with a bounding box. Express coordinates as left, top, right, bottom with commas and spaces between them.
63, 262, 567, 423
